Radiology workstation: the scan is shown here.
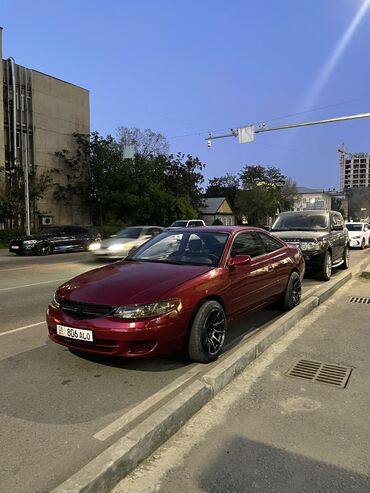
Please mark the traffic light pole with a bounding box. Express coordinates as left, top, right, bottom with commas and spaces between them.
206, 111, 370, 145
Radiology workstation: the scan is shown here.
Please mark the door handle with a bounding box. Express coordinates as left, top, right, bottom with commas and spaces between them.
268, 265, 273, 271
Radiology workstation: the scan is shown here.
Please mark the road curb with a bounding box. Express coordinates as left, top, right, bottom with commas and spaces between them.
52, 266, 357, 493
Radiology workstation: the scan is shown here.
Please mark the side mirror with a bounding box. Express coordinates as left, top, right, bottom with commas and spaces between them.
228, 255, 252, 267
332, 224, 343, 231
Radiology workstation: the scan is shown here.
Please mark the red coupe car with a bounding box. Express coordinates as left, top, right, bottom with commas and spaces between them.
47, 227, 304, 363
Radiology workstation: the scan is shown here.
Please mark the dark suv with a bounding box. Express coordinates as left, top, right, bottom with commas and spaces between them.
9, 225, 101, 256
270, 210, 349, 281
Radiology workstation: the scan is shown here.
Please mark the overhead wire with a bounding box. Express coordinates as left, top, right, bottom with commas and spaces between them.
167, 95, 370, 140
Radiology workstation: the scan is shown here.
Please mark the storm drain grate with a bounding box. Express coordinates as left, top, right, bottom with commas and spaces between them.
348, 296, 370, 304
287, 359, 352, 388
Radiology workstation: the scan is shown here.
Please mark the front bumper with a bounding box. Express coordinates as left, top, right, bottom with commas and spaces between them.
91, 248, 128, 259
9, 242, 37, 254
349, 238, 363, 248
46, 305, 191, 358
301, 250, 326, 271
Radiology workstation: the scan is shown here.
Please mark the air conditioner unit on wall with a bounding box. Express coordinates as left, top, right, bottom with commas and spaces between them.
40, 216, 53, 226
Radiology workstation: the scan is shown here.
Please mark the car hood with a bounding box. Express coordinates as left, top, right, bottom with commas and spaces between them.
347, 230, 363, 238
57, 261, 213, 306
271, 230, 329, 242
100, 238, 139, 248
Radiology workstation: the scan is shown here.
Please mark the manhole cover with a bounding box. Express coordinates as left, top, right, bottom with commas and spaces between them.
287, 359, 352, 388
348, 296, 370, 304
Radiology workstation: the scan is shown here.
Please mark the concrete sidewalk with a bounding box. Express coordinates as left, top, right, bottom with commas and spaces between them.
113, 269, 370, 493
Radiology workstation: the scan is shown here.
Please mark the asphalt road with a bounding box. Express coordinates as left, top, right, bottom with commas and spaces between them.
0, 248, 367, 493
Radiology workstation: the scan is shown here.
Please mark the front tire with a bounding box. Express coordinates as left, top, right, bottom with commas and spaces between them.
36, 242, 51, 256
188, 300, 226, 363
281, 271, 301, 311
317, 250, 332, 281
361, 238, 365, 250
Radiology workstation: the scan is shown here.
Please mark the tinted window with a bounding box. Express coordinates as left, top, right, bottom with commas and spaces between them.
259, 233, 283, 253
116, 227, 142, 239
272, 213, 328, 231
130, 231, 228, 267
147, 228, 162, 237
170, 221, 188, 227
346, 223, 363, 231
230, 232, 266, 258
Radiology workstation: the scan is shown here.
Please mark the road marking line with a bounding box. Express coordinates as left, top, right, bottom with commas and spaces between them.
94, 366, 200, 442
0, 278, 68, 292
0, 321, 45, 337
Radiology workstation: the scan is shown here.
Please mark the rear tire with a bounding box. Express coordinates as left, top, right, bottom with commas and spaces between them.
317, 250, 332, 281
281, 271, 301, 311
36, 242, 51, 256
188, 300, 226, 363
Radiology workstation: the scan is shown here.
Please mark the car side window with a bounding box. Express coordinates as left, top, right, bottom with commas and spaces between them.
333, 214, 343, 230
147, 228, 161, 237
230, 232, 266, 258
258, 232, 283, 253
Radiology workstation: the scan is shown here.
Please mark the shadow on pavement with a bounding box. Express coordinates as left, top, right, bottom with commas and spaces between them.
198, 436, 370, 492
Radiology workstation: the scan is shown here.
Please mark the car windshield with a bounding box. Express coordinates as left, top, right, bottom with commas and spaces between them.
127, 231, 229, 267
346, 223, 363, 231
115, 227, 142, 239
170, 221, 188, 227
271, 214, 329, 231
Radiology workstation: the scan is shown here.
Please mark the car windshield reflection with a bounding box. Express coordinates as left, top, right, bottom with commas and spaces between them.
128, 231, 229, 267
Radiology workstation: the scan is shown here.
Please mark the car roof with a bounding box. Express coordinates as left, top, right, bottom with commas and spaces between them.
164, 226, 267, 234
278, 210, 329, 215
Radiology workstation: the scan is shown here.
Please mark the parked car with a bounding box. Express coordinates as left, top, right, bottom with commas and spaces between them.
270, 210, 349, 281
47, 226, 304, 363
169, 219, 206, 228
345, 222, 369, 249
8, 225, 100, 256
90, 226, 165, 259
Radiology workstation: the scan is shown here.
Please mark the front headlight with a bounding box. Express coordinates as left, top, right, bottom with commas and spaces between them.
51, 293, 60, 309
300, 241, 322, 251
23, 239, 38, 245
108, 243, 126, 253
89, 242, 101, 251
114, 299, 182, 319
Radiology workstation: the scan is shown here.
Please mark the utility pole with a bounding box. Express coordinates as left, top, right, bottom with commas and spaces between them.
23, 133, 31, 236
206, 112, 370, 146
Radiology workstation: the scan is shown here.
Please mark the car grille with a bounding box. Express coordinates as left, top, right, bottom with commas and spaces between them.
59, 298, 117, 320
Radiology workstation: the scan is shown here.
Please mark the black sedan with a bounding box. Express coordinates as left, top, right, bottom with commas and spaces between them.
9, 225, 101, 256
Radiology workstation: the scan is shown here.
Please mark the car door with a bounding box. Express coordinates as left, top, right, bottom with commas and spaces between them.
258, 232, 292, 296
228, 231, 273, 315
331, 213, 345, 262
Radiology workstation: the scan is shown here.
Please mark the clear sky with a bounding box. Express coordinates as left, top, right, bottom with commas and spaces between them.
2, 0, 370, 190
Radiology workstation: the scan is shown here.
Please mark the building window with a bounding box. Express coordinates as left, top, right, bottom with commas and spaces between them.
16, 132, 20, 148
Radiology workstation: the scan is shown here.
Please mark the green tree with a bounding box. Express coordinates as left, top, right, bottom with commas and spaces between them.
54, 132, 205, 227
236, 165, 296, 225
116, 127, 169, 158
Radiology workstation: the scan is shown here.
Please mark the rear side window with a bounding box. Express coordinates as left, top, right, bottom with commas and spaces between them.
258, 233, 283, 253
230, 231, 266, 258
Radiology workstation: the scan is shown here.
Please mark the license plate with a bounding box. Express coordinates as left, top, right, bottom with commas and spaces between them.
56, 324, 93, 342
11, 246, 19, 250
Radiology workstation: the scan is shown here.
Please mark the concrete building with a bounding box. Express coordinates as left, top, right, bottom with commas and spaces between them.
293, 187, 332, 212
199, 197, 236, 225
339, 148, 370, 191
0, 27, 90, 230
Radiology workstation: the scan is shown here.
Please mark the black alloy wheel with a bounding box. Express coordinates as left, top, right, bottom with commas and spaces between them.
317, 250, 332, 281
188, 300, 226, 363
281, 271, 301, 311
37, 242, 51, 256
